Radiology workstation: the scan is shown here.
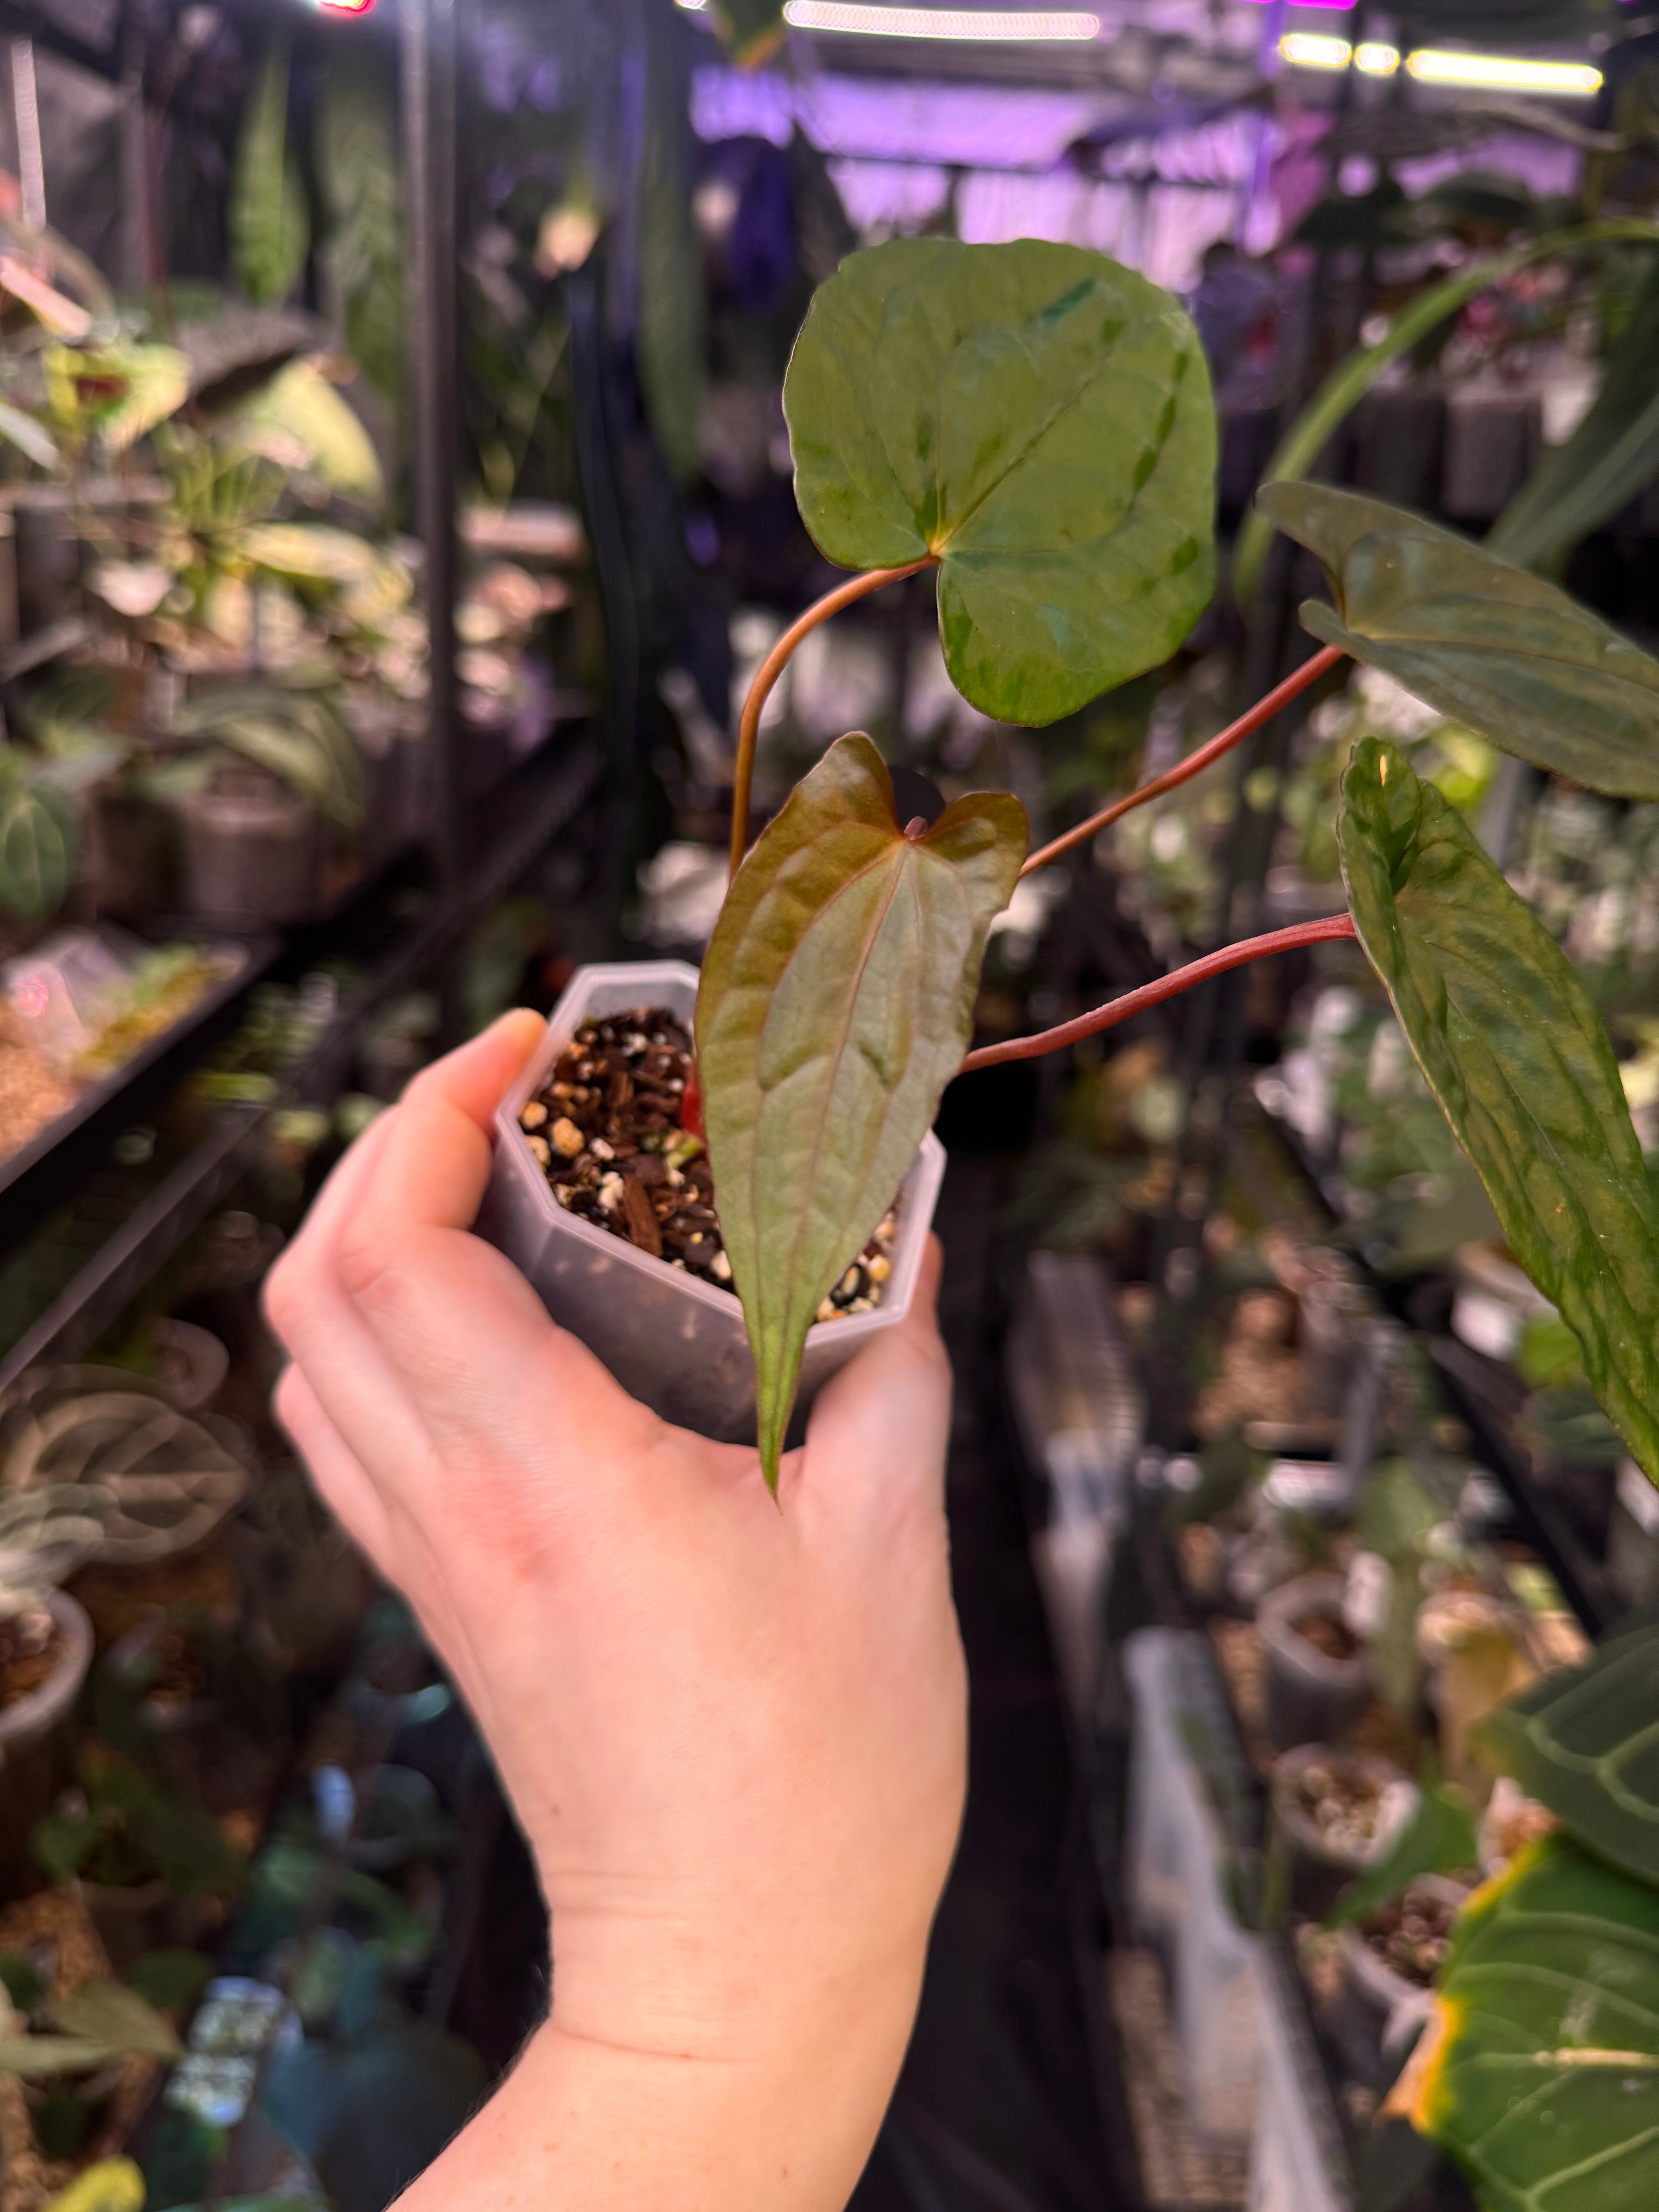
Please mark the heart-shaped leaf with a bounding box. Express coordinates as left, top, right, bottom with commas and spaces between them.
697, 733, 1026, 1484
1339, 738, 1659, 1482
1264, 480, 1659, 796
1388, 1837, 1659, 2212
783, 238, 1216, 726
1475, 1611, 1659, 1886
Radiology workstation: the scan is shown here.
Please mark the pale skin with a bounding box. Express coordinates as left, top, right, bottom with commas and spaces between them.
264, 1009, 969, 2211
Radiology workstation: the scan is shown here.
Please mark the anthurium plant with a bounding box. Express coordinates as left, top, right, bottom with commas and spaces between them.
692, 234, 1659, 1491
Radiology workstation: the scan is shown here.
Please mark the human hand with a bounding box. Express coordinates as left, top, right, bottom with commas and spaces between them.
265, 1012, 966, 2210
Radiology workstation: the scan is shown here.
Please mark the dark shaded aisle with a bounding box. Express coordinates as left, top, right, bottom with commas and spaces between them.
849, 1159, 1138, 2212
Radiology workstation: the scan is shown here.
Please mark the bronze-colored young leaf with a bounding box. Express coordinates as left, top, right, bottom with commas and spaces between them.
1339, 738, 1659, 1482
783, 238, 1215, 726
1388, 1837, 1659, 2212
1263, 480, 1659, 796
1475, 1611, 1659, 1886
697, 733, 1026, 1484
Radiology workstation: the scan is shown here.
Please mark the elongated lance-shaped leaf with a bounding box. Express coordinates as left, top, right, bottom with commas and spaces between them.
1491, 254, 1659, 574
1475, 1609, 1659, 1886
1387, 1837, 1659, 2212
231, 34, 309, 307
783, 238, 1216, 726
1339, 738, 1659, 1482
1272, 482, 1659, 797
697, 734, 1026, 1484
1232, 218, 1659, 602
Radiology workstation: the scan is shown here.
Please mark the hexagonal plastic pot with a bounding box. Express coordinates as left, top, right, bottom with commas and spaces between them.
475, 960, 947, 1445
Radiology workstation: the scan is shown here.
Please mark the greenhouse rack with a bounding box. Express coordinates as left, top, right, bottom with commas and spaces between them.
1253, 1100, 1612, 1639
0, 732, 601, 1392
0, 931, 279, 1248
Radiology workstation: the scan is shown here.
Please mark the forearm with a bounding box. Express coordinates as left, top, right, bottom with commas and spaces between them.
393, 1966, 926, 2212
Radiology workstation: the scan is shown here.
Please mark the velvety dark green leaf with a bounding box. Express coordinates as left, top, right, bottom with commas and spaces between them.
783, 238, 1216, 725
1331, 1780, 1479, 1927
1491, 258, 1659, 573
1475, 1611, 1659, 1884
52, 1981, 182, 2062
0, 774, 76, 918
1233, 220, 1659, 603
231, 36, 309, 307
1339, 738, 1659, 1481
1267, 482, 1659, 797
1389, 1837, 1659, 2212
1271, 484, 1659, 793
697, 732, 1026, 1483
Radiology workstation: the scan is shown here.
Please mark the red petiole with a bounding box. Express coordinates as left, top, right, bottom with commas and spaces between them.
725, 567, 1357, 1082
958, 915, 1359, 1072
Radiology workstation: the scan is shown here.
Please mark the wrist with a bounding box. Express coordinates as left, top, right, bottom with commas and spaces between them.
396, 1963, 924, 2212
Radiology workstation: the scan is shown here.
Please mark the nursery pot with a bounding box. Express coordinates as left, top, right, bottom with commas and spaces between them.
1258, 1572, 1372, 1753
0, 1589, 93, 1894
476, 960, 947, 1444
177, 777, 323, 928
1270, 1744, 1418, 1922
1331, 1875, 1470, 2087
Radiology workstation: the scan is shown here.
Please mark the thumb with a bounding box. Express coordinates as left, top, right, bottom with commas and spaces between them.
791, 1237, 951, 1515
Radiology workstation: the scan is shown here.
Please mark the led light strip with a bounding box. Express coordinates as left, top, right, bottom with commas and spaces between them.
783, 1, 1101, 36
1280, 32, 1601, 96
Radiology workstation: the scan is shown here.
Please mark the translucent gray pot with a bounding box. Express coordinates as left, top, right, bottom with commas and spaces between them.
476, 960, 946, 1445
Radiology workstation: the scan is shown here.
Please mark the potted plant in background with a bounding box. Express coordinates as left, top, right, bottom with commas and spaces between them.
0, 1491, 100, 1897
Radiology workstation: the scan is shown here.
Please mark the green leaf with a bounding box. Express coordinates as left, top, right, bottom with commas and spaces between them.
1274, 483, 1659, 798
315, 54, 404, 419
51, 1981, 182, 2062
226, 357, 383, 508
1475, 1610, 1659, 1885
1491, 256, 1659, 573
124, 1948, 215, 2013
232, 35, 310, 307
1339, 738, 1659, 1483
237, 522, 383, 585
0, 1952, 46, 2015
1232, 218, 1659, 602
1390, 1836, 1659, 2212
0, 773, 76, 918
44, 341, 189, 454
1331, 1778, 1479, 1927
783, 238, 1216, 725
697, 732, 1026, 1483
0, 2034, 126, 2078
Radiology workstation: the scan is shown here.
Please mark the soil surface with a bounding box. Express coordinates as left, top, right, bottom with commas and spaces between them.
1293, 1609, 1362, 1663
522, 1009, 897, 1319
1289, 1755, 1390, 1858
1363, 1882, 1465, 1985
0, 1605, 64, 1715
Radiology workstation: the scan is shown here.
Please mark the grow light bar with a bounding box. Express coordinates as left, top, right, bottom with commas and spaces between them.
676, 0, 1102, 37
1279, 32, 1601, 96
784, 1, 1100, 36
1407, 50, 1602, 95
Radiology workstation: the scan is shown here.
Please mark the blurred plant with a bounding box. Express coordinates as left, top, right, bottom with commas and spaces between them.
231, 34, 310, 309
31, 1753, 248, 1898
